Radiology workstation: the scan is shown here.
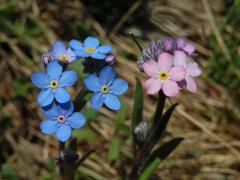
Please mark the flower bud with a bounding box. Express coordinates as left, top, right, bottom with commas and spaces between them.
134, 121, 149, 144
164, 38, 174, 51
41, 53, 53, 67
105, 53, 116, 65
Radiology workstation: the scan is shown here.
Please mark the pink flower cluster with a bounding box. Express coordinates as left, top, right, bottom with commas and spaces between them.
143, 50, 201, 97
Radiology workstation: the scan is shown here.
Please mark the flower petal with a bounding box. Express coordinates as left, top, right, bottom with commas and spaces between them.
104, 94, 121, 110
73, 50, 90, 58
59, 71, 77, 87
58, 101, 74, 116
49, 41, 66, 58
56, 124, 71, 142
143, 60, 160, 77
162, 80, 179, 97
69, 39, 83, 50
158, 52, 173, 72
40, 119, 58, 135
173, 50, 187, 67
37, 88, 54, 107
67, 112, 86, 129
84, 74, 101, 92
66, 48, 76, 62
186, 62, 201, 77
84, 36, 99, 48
31, 72, 50, 89
169, 66, 186, 81
184, 44, 195, 55
185, 76, 197, 93
55, 88, 70, 104
96, 45, 112, 53
91, 52, 106, 59
110, 78, 128, 95
90, 92, 104, 109
144, 78, 162, 94
176, 38, 186, 49
99, 66, 116, 85
42, 103, 58, 119
47, 61, 63, 80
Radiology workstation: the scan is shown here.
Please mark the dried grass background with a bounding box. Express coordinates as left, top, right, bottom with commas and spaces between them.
0, 0, 240, 179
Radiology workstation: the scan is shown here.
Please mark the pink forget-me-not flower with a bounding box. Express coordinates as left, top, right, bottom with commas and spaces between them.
143, 52, 186, 96
173, 51, 201, 92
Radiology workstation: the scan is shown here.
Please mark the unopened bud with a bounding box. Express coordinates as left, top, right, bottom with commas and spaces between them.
105, 54, 116, 65
41, 53, 53, 67
134, 121, 149, 144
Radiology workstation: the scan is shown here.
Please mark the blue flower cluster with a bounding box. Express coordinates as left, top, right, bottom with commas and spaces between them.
31, 36, 128, 142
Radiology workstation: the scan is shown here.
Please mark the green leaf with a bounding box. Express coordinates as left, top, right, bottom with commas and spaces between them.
1, 163, 17, 180
108, 137, 122, 164
139, 138, 183, 179
82, 108, 98, 122
132, 78, 144, 140
72, 128, 98, 141
152, 91, 166, 125
141, 104, 178, 157
116, 103, 128, 130
139, 158, 161, 180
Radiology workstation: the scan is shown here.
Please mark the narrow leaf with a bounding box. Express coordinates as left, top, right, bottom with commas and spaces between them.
141, 104, 178, 157
139, 158, 161, 180
116, 103, 128, 130
139, 138, 183, 179
132, 78, 144, 139
108, 137, 122, 164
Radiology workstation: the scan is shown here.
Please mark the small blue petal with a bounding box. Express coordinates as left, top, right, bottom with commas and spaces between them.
74, 50, 90, 58
31, 72, 50, 89
67, 112, 86, 129
99, 66, 116, 85
84, 36, 99, 48
66, 48, 76, 62
91, 52, 106, 59
47, 61, 63, 80
55, 88, 70, 104
96, 45, 112, 54
37, 88, 54, 107
110, 79, 128, 95
56, 124, 71, 142
59, 71, 77, 87
104, 94, 121, 110
50, 41, 66, 58
40, 119, 58, 135
58, 101, 74, 117
69, 39, 83, 50
90, 92, 104, 109
42, 103, 58, 119
84, 75, 101, 92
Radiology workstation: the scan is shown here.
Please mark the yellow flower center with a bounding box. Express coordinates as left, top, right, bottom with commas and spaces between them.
85, 47, 95, 53
101, 86, 109, 94
50, 80, 59, 89
59, 55, 69, 61
159, 71, 168, 80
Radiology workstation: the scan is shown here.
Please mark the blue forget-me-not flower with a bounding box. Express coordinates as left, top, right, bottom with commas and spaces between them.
31, 61, 77, 107
40, 102, 86, 142
49, 41, 76, 63
69, 36, 112, 60
84, 66, 128, 110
